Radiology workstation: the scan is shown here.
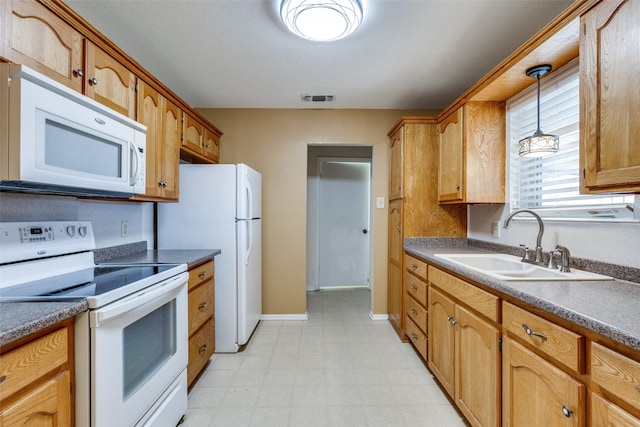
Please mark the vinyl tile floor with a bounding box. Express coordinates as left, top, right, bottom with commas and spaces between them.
182, 288, 467, 427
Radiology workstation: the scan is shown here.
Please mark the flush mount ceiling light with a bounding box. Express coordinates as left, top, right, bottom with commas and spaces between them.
519, 64, 560, 157
280, 0, 363, 42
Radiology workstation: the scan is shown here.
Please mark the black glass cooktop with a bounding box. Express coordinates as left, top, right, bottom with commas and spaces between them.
0, 264, 180, 302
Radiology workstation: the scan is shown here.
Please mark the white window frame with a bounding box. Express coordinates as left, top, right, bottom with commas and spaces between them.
507, 59, 638, 223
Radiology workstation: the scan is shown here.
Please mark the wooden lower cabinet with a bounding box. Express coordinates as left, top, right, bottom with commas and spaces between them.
428, 283, 500, 427
187, 260, 215, 389
591, 393, 640, 427
502, 337, 585, 427
0, 321, 73, 427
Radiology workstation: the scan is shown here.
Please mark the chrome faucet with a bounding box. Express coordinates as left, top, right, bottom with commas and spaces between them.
555, 245, 571, 272
503, 209, 545, 264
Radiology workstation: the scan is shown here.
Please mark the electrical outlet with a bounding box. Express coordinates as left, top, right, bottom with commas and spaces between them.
492, 221, 500, 238
121, 221, 129, 237
376, 197, 385, 209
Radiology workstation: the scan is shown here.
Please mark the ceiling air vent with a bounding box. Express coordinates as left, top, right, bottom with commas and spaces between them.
301, 94, 334, 102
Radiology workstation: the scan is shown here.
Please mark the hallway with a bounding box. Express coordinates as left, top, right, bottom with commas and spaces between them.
182, 288, 467, 426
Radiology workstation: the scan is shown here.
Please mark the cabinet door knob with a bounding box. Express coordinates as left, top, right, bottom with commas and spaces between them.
561, 406, 572, 418
410, 284, 418, 291
89, 77, 98, 85
199, 344, 208, 355
522, 324, 547, 341
74, 69, 84, 77
411, 264, 417, 270
198, 302, 207, 311
411, 309, 418, 316
0, 375, 6, 384
411, 333, 418, 340
199, 272, 207, 279
455, 184, 460, 190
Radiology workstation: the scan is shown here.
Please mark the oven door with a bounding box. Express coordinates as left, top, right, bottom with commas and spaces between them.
89, 272, 188, 427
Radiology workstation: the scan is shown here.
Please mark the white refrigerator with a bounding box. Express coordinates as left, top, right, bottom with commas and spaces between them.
158, 163, 262, 352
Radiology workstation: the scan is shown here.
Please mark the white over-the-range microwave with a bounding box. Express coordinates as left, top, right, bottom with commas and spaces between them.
0, 63, 146, 198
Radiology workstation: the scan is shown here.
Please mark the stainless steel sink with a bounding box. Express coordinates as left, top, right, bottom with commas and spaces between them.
434, 253, 613, 281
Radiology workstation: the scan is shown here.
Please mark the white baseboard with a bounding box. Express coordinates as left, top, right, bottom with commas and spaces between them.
261, 312, 309, 321
368, 312, 389, 321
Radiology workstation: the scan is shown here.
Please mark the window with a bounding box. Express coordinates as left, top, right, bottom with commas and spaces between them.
508, 59, 636, 221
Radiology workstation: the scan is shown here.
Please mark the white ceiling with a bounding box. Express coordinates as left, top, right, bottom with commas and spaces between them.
66, 0, 572, 110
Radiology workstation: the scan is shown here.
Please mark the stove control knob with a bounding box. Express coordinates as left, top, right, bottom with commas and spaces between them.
78, 226, 87, 237
66, 225, 76, 237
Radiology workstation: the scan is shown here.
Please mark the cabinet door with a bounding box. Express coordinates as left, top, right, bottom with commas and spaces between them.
387, 199, 403, 335
591, 393, 640, 427
428, 286, 456, 397
85, 41, 137, 119
580, 0, 640, 193
389, 127, 404, 200
455, 304, 500, 427
137, 81, 162, 198
203, 128, 220, 163
438, 107, 464, 202
182, 114, 204, 154
160, 98, 181, 200
502, 337, 585, 427
0, 371, 72, 426
6, 0, 83, 92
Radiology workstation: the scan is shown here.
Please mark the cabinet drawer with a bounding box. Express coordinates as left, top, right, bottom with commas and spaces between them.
188, 261, 214, 290
591, 393, 640, 427
188, 319, 215, 387
405, 315, 427, 361
503, 302, 584, 372
188, 280, 215, 336
0, 327, 68, 402
428, 266, 499, 322
406, 295, 427, 334
591, 342, 640, 411
406, 272, 427, 307
405, 254, 427, 280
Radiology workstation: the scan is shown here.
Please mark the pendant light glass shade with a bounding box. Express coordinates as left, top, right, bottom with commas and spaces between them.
519, 64, 559, 157
280, 0, 363, 42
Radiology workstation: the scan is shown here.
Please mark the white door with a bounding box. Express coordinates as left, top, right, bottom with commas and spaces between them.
317, 160, 371, 288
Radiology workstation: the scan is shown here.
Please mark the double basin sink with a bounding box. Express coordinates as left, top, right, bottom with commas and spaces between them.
434, 253, 613, 281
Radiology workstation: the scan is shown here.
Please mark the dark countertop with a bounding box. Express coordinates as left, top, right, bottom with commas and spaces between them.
99, 249, 220, 268
404, 238, 640, 352
0, 248, 220, 347
0, 301, 88, 347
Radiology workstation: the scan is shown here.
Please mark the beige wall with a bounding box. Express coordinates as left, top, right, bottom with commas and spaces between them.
197, 108, 435, 316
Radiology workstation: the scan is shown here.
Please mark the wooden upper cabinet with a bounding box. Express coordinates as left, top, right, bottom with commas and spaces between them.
161, 98, 181, 199
438, 102, 506, 204
84, 41, 137, 119
203, 128, 220, 163
182, 113, 204, 154
137, 80, 162, 198
389, 127, 404, 200
580, 0, 640, 193
5, 0, 83, 92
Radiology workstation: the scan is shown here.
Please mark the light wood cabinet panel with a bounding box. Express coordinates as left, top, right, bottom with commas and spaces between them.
405, 272, 427, 308
182, 113, 204, 154
84, 40, 137, 119
580, 0, 640, 193
503, 301, 584, 373
187, 319, 215, 387
186, 260, 215, 389
405, 315, 427, 361
188, 280, 215, 336
406, 294, 427, 333
455, 304, 500, 427
188, 260, 215, 290
6, 0, 83, 92
135, 81, 180, 201
389, 127, 403, 200
438, 102, 506, 204
203, 128, 220, 163
503, 337, 585, 427
387, 199, 403, 335
591, 342, 640, 411
405, 254, 427, 281
428, 286, 456, 397
591, 393, 640, 427
0, 371, 72, 427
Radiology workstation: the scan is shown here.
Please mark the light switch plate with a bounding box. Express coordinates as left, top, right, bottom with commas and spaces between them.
491, 221, 500, 238
376, 197, 385, 209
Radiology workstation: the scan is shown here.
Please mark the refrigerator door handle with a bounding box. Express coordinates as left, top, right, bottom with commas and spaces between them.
245, 220, 253, 266
245, 176, 253, 220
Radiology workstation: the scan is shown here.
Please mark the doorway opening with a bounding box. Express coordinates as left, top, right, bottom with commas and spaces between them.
306, 145, 373, 297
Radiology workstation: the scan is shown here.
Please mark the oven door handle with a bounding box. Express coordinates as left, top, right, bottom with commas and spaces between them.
92, 272, 188, 327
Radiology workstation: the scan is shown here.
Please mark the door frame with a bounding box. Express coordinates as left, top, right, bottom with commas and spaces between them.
312, 156, 373, 291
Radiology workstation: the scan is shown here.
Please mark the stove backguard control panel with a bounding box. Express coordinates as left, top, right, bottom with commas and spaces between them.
0, 221, 96, 264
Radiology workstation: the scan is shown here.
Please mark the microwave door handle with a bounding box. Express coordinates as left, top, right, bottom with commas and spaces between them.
129, 141, 140, 186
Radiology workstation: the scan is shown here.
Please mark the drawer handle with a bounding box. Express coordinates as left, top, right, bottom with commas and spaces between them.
636, 385, 640, 393
410, 284, 418, 291
198, 302, 207, 311
411, 309, 418, 316
561, 406, 572, 418
199, 272, 207, 279
411, 333, 418, 340
522, 324, 547, 341
0, 375, 6, 384
411, 264, 418, 270
199, 344, 208, 355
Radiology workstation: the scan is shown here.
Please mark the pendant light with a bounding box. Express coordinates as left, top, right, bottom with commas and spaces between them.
519, 64, 559, 157
280, 0, 363, 42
